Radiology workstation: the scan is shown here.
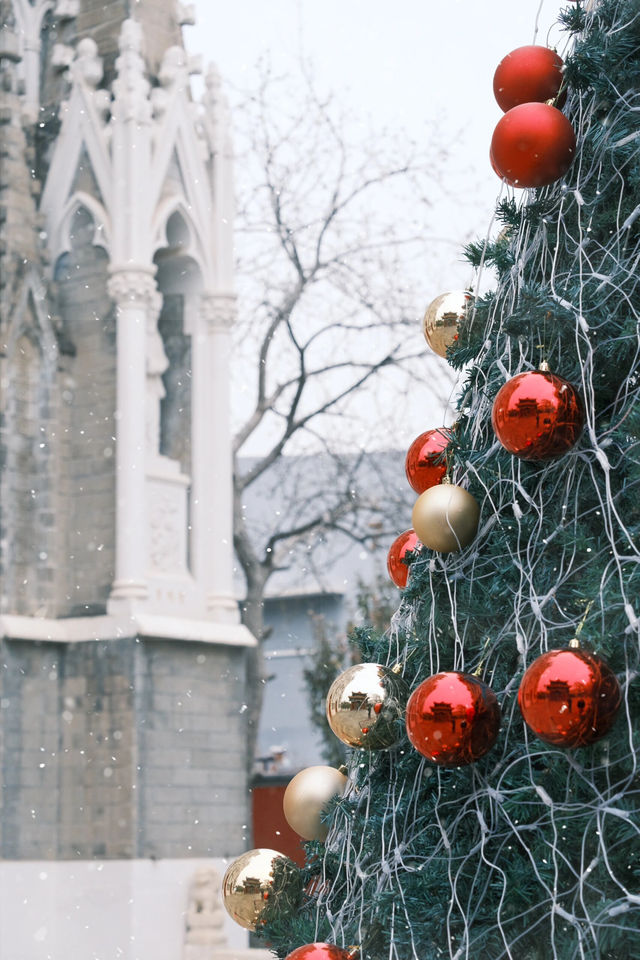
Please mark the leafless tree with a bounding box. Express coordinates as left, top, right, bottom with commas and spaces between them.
230, 65, 456, 768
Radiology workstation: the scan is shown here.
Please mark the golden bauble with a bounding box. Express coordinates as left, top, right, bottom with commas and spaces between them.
326, 663, 409, 750
412, 483, 480, 553
422, 290, 471, 358
222, 848, 296, 930
283, 765, 348, 841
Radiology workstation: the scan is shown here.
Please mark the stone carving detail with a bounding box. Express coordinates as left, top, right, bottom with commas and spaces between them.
149, 489, 182, 574
60, 37, 110, 135
107, 270, 161, 311
203, 64, 223, 114
202, 64, 232, 154
152, 46, 200, 120
71, 38, 103, 90
159, 45, 189, 90
183, 868, 227, 956
146, 312, 169, 456
200, 294, 236, 331
51, 42, 74, 70
112, 20, 152, 125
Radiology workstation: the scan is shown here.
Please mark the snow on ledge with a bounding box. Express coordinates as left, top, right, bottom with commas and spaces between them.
0, 613, 256, 647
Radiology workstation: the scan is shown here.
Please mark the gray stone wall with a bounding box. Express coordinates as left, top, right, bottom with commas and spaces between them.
135, 640, 248, 859
2, 325, 58, 616
0, 38, 59, 618
0, 638, 249, 860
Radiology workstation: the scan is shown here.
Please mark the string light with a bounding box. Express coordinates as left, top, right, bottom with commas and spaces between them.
305, 5, 640, 958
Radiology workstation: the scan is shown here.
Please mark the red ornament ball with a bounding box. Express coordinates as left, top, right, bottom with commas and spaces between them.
285, 945, 354, 960
491, 103, 576, 188
494, 45, 565, 112
518, 648, 621, 748
387, 528, 421, 589
406, 672, 501, 766
492, 370, 584, 461
405, 428, 451, 494
489, 147, 503, 179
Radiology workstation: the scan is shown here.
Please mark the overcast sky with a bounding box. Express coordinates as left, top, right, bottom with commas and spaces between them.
186, 0, 570, 282
183, 1, 572, 450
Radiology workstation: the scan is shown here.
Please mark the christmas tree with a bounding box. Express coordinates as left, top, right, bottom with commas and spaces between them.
234, 2, 640, 957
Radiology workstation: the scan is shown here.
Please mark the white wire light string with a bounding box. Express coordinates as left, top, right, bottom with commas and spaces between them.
312, 4, 640, 958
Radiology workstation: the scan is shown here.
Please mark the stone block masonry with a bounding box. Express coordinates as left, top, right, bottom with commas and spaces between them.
0, 637, 249, 860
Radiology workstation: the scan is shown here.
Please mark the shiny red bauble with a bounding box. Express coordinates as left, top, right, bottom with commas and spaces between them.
490, 148, 503, 178
406, 672, 501, 766
492, 370, 584, 461
518, 648, 621, 747
405, 427, 451, 494
491, 103, 576, 188
285, 945, 355, 960
494, 45, 565, 112
387, 528, 421, 589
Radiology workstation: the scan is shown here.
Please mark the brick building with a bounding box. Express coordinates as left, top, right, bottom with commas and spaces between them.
0, 1, 258, 956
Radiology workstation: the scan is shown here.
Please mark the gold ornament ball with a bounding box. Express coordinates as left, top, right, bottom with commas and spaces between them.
222, 848, 294, 930
283, 765, 348, 841
326, 662, 409, 750
411, 483, 480, 553
423, 290, 471, 358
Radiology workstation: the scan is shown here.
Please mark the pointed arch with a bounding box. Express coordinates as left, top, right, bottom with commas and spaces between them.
151, 197, 201, 268
148, 84, 217, 284
40, 65, 112, 277
7, 266, 59, 363
55, 191, 111, 264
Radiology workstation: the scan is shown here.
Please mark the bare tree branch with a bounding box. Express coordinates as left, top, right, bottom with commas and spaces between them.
228, 60, 458, 770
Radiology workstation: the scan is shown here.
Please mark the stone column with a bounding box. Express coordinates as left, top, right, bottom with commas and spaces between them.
107, 267, 161, 609
10, 0, 53, 122
192, 293, 239, 623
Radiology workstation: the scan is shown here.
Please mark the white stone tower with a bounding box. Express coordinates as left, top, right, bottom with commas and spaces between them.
0, 1, 255, 956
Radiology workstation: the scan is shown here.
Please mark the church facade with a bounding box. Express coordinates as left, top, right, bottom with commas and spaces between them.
0, 1, 256, 955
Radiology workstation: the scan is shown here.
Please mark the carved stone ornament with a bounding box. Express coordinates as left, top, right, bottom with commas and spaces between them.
200, 294, 237, 331
159, 45, 189, 91
203, 64, 232, 152
71, 38, 103, 89
148, 485, 187, 574
51, 42, 74, 71
111, 20, 152, 125
146, 313, 169, 456
183, 867, 227, 950
107, 270, 162, 314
